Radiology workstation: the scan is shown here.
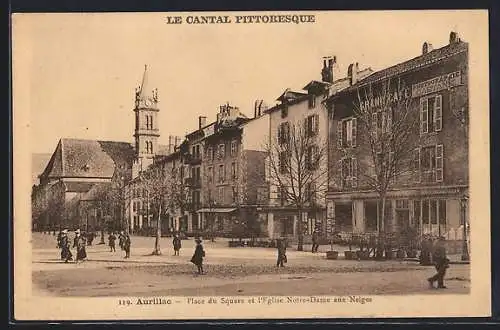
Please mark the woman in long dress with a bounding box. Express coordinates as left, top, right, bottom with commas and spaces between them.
190, 238, 205, 274
75, 229, 87, 263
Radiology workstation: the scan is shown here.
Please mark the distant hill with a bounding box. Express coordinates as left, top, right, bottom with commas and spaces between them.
32, 153, 51, 186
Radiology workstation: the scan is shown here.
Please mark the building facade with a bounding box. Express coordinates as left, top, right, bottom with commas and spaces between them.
325, 32, 469, 241
197, 103, 269, 237
264, 57, 372, 241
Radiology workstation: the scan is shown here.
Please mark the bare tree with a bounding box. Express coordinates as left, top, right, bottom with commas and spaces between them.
265, 121, 328, 251
350, 79, 422, 256
139, 163, 185, 255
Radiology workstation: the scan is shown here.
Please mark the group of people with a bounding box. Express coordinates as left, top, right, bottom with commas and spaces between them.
56, 229, 88, 263
107, 231, 131, 258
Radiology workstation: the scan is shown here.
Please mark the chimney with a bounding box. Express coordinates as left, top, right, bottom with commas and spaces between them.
348, 62, 359, 86
321, 56, 335, 83
449, 31, 461, 44
254, 100, 265, 118
175, 136, 181, 148
422, 42, 434, 55
198, 116, 207, 129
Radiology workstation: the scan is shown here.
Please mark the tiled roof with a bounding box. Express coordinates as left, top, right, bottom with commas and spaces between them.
343, 41, 468, 93
41, 138, 136, 180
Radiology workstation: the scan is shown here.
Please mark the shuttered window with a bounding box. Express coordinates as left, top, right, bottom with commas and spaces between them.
420, 98, 429, 134
434, 95, 443, 131
435, 144, 444, 182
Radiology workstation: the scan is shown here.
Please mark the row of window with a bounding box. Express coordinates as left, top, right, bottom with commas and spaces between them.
278, 144, 319, 174
337, 93, 445, 150
207, 186, 239, 205
338, 144, 445, 188
205, 140, 238, 161
277, 114, 319, 144
207, 162, 238, 184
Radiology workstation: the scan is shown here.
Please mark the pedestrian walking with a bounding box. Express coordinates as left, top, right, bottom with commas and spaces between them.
427, 236, 450, 289
118, 231, 125, 251
60, 229, 73, 262
87, 231, 95, 246
123, 233, 131, 258
108, 232, 117, 252
312, 231, 319, 253
172, 234, 181, 256
276, 238, 287, 267
74, 229, 87, 263
190, 238, 205, 274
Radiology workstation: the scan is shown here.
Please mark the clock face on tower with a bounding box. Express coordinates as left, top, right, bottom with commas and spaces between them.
144, 99, 151, 107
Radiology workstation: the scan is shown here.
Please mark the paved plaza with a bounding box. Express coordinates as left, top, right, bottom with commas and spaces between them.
31, 233, 470, 297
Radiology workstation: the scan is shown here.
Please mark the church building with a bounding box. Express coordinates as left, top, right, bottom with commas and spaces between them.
32, 65, 172, 232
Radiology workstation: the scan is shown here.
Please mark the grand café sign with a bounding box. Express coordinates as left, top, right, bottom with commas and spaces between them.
358, 71, 462, 111
411, 71, 462, 97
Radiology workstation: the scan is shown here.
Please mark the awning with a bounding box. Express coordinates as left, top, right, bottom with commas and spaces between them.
196, 208, 237, 213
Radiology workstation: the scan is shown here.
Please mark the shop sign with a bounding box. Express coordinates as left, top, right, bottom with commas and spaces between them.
412, 71, 462, 97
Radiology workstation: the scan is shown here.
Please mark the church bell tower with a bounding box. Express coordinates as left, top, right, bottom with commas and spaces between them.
133, 65, 159, 172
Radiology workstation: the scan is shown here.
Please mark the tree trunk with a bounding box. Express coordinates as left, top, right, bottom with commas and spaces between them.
297, 209, 304, 251
375, 195, 386, 260
152, 202, 162, 255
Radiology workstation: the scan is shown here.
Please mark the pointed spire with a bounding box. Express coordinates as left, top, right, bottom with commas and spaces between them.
135, 64, 158, 108
139, 64, 149, 101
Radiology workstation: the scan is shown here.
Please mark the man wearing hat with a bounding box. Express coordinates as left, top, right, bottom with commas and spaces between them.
190, 237, 205, 274
122, 232, 131, 259
172, 233, 181, 256
427, 236, 450, 289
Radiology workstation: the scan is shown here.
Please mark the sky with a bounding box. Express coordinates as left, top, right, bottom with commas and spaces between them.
12, 10, 488, 154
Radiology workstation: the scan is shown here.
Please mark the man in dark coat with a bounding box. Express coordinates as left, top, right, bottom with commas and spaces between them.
427, 236, 450, 289
118, 231, 125, 251
172, 234, 181, 256
108, 232, 117, 252
312, 231, 319, 253
191, 238, 205, 274
276, 238, 287, 267
123, 233, 131, 258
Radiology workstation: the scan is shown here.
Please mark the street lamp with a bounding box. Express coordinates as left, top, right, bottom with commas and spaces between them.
99, 201, 105, 244
461, 194, 469, 261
